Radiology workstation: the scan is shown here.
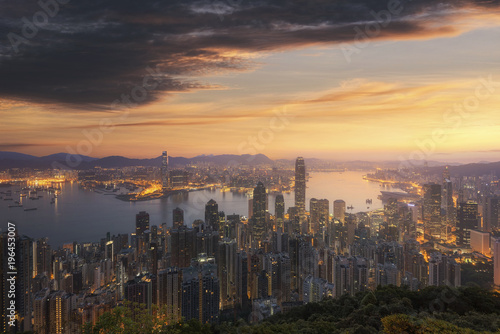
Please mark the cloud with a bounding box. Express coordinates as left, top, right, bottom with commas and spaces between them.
0, 0, 499, 110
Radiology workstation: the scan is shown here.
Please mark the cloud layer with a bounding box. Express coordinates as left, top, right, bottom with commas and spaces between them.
0, 0, 499, 110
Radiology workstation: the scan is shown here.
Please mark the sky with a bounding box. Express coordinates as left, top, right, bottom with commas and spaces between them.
1, 0, 500, 163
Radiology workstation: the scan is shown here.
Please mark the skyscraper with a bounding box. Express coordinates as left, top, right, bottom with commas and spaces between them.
205, 200, 219, 231
485, 196, 500, 232
457, 201, 480, 246
333, 200, 346, 224
161, 151, 169, 189
423, 184, 442, 240
158, 267, 182, 323
136, 211, 150, 236
275, 194, 285, 224
252, 182, 267, 244
294, 157, 306, 215
309, 198, 329, 235
173, 207, 184, 229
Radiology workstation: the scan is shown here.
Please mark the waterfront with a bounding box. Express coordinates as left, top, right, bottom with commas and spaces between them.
0, 171, 391, 247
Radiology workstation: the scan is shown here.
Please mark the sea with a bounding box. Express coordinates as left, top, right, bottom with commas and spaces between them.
0, 171, 393, 247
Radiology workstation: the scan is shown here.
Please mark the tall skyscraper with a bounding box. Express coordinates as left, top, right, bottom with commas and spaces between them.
252, 182, 267, 244
309, 198, 329, 235
161, 151, 170, 189
423, 184, 442, 240
173, 207, 184, 229
136, 211, 150, 236
205, 200, 219, 231
217, 238, 237, 310
275, 194, 285, 223
333, 200, 346, 224
170, 226, 196, 268
294, 157, 306, 215
457, 201, 480, 246
158, 267, 182, 323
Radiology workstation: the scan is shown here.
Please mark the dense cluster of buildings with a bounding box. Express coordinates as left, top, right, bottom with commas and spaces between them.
1, 158, 500, 333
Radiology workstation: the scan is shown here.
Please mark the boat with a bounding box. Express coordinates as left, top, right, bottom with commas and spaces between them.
4, 198, 13, 201
9, 204, 23, 208
24, 208, 37, 211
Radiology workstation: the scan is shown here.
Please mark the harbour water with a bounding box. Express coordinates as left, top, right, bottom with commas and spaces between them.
0, 171, 391, 247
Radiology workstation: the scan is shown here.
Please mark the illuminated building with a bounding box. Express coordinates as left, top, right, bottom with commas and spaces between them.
484, 196, 500, 232
310, 198, 329, 235
173, 207, 184, 229
303, 276, 333, 303
442, 169, 455, 227
158, 268, 182, 323
333, 200, 346, 224
275, 194, 285, 229
294, 157, 306, 215
252, 182, 267, 244
217, 238, 237, 310
423, 184, 442, 240
161, 151, 170, 189
457, 201, 480, 246
170, 226, 196, 268
125, 274, 154, 310
135, 211, 150, 236
470, 230, 490, 255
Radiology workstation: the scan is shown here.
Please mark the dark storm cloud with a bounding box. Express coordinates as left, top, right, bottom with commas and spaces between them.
0, 0, 498, 110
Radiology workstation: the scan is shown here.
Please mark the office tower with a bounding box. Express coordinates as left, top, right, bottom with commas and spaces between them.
170, 226, 196, 268
158, 268, 182, 323
125, 274, 154, 310
181, 262, 219, 324
170, 170, 188, 188
470, 230, 490, 255
428, 253, 461, 287
173, 207, 184, 229
205, 199, 219, 231
161, 151, 169, 189
294, 157, 306, 215
423, 184, 442, 240
217, 238, 237, 310
310, 198, 329, 235
484, 196, 500, 232
494, 239, 500, 286
333, 200, 346, 223
275, 194, 285, 229
457, 201, 480, 246
136, 211, 150, 236
252, 182, 267, 244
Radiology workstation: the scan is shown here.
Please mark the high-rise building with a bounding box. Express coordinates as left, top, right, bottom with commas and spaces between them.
294, 157, 306, 215
205, 200, 219, 231
136, 211, 150, 236
442, 168, 455, 228
470, 230, 490, 255
217, 238, 237, 310
423, 184, 442, 240
494, 239, 500, 286
124, 274, 154, 310
428, 253, 461, 287
310, 198, 329, 235
173, 207, 184, 229
158, 268, 182, 323
181, 261, 219, 324
170, 226, 196, 268
252, 182, 267, 244
457, 201, 480, 246
333, 200, 346, 224
161, 151, 170, 189
484, 196, 500, 232
275, 194, 285, 229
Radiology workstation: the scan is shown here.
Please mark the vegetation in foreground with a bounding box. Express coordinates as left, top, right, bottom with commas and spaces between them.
84, 285, 500, 334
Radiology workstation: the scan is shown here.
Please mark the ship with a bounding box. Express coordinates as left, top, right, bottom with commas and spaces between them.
24, 208, 37, 211
8, 204, 23, 208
